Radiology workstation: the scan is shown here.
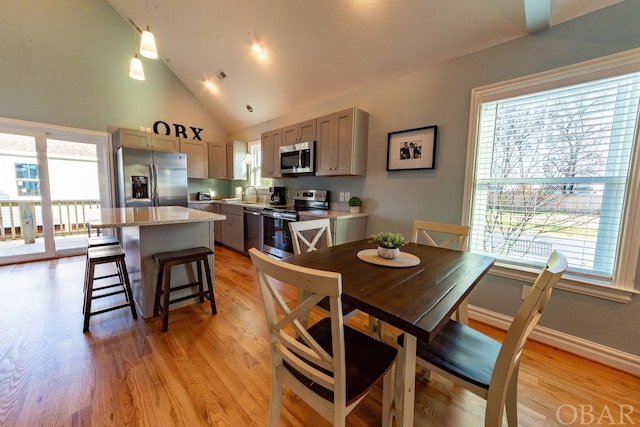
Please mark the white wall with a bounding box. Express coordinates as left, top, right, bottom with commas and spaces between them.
229, 2, 640, 357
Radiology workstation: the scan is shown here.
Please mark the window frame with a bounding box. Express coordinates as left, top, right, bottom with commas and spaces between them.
247, 139, 272, 189
0, 116, 112, 264
15, 162, 41, 196
462, 48, 640, 303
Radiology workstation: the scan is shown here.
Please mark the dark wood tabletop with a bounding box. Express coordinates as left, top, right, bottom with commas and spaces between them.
284, 239, 495, 343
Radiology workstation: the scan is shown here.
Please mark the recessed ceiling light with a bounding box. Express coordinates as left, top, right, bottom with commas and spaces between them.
204, 81, 217, 91
252, 43, 265, 56
246, 104, 254, 112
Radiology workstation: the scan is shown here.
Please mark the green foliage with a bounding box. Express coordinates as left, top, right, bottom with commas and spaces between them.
369, 232, 407, 249
348, 196, 362, 207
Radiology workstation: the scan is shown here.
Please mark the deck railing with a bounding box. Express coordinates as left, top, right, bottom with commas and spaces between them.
0, 199, 101, 241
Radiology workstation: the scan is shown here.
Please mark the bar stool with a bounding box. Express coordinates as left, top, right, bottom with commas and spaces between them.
83, 235, 122, 312
83, 245, 137, 332
152, 246, 217, 332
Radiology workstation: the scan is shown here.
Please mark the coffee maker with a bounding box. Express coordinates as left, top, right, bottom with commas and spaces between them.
269, 186, 286, 205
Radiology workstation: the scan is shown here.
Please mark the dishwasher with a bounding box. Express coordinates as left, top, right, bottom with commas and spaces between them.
244, 207, 264, 253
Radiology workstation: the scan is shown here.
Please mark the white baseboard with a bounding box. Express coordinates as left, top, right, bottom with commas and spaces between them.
469, 305, 640, 377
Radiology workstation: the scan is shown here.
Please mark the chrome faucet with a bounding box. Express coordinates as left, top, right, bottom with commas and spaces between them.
243, 185, 259, 203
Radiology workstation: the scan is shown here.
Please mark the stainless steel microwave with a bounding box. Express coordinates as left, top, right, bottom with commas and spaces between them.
279, 141, 315, 175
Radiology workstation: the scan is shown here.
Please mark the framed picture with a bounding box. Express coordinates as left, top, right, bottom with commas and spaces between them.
386, 125, 437, 171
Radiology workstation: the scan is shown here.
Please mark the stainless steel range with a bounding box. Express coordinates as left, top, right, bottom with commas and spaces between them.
262, 189, 329, 258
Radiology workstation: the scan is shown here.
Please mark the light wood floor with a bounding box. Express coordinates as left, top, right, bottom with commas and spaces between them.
0, 245, 638, 426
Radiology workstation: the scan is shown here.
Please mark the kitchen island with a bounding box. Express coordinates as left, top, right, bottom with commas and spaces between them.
87, 206, 226, 317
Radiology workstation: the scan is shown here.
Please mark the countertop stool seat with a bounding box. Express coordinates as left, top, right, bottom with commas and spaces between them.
83, 245, 137, 332
152, 246, 217, 332
87, 235, 120, 248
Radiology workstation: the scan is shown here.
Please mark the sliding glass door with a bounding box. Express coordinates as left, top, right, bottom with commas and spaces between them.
0, 119, 112, 265
0, 132, 48, 259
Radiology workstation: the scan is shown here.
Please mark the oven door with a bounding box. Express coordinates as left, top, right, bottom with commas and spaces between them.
263, 212, 296, 258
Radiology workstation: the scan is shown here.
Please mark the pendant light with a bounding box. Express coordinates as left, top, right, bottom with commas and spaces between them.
129, 53, 145, 80
128, 0, 145, 80
139, 0, 158, 59
140, 26, 158, 59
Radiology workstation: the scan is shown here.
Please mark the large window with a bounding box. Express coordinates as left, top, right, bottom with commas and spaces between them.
464, 50, 640, 298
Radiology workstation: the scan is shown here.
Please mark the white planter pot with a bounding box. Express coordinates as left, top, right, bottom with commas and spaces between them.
350, 206, 361, 213
378, 246, 399, 259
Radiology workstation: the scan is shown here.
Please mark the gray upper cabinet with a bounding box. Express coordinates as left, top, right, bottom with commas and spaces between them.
206, 140, 247, 180
316, 107, 369, 176
261, 128, 282, 178
282, 118, 317, 145
180, 139, 208, 178
226, 140, 247, 180
115, 128, 179, 153
207, 141, 226, 179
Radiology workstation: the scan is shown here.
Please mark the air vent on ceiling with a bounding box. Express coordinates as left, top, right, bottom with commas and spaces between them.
216, 70, 228, 81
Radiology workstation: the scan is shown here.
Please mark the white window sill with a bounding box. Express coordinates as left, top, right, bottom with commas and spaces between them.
489, 263, 638, 303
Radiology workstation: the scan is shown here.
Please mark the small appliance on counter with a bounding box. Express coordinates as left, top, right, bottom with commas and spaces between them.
196, 191, 212, 201
269, 186, 286, 205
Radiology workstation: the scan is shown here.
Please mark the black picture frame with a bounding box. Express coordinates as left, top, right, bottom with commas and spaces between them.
386, 125, 437, 171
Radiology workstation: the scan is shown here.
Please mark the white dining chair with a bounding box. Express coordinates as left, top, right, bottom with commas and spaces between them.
289, 219, 360, 326
398, 250, 568, 427
249, 248, 397, 427
289, 218, 333, 253
413, 219, 471, 323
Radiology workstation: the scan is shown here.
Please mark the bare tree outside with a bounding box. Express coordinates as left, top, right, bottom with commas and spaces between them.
475, 79, 636, 274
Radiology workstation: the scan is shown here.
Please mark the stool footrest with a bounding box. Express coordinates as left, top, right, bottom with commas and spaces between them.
90, 303, 136, 316
93, 273, 120, 281
92, 288, 126, 299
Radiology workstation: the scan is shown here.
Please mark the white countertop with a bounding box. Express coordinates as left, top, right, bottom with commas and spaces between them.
297, 209, 368, 220
87, 206, 226, 228
189, 200, 369, 219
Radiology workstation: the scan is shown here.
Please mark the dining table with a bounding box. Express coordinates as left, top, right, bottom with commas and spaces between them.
284, 238, 495, 427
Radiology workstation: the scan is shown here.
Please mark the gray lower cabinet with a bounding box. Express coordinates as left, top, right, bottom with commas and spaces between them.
188, 202, 224, 243
188, 202, 219, 243
220, 204, 244, 252
298, 214, 367, 247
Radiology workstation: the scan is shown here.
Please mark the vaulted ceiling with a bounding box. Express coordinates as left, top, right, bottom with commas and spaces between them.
104, 0, 623, 133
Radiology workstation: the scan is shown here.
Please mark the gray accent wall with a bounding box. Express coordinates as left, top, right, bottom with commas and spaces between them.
0, 0, 227, 143
229, 2, 640, 357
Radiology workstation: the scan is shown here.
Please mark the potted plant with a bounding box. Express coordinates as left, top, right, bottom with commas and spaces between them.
370, 232, 407, 259
348, 196, 362, 213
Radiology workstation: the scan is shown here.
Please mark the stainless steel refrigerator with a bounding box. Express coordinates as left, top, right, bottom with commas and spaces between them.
116, 147, 188, 207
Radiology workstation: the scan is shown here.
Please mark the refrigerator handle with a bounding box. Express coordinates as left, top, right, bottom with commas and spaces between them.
149, 163, 156, 206
153, 163, 160, 206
